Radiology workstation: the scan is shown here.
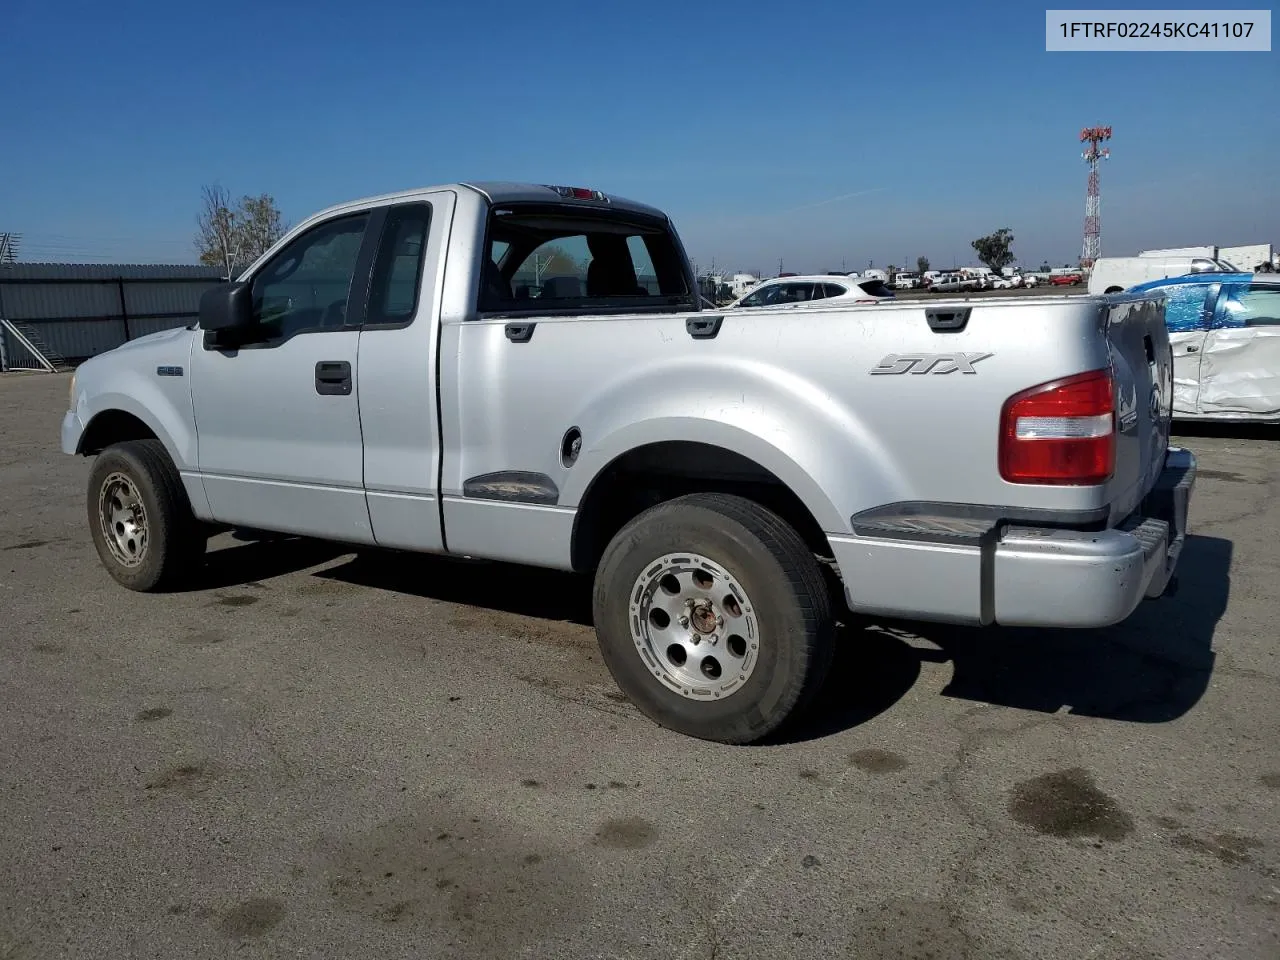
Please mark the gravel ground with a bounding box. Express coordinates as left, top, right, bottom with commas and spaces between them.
1, 370, 1277, 960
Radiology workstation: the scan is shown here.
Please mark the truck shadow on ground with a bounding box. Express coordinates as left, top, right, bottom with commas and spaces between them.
193, 530, 1231, 744
777, 532, 1231, 743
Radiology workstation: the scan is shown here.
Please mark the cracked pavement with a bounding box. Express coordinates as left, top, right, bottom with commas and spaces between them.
1, 372, 1277, 959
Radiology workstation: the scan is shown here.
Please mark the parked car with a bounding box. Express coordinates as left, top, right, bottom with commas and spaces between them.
60, 180, 1195, 745
726, 274, 895, 308
1125, 272, 1280, 422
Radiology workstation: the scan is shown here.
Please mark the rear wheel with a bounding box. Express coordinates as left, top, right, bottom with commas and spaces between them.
87, 439, 207, 592
592, 493, 836, 744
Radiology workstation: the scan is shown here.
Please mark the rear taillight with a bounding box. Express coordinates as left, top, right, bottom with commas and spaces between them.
999, 368, 1115, 485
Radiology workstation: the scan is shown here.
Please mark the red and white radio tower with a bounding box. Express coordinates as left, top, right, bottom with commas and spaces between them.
1079, 125, 1111, 268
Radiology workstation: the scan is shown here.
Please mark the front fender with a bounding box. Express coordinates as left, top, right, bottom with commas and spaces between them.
68, 337, 198, 470
559, 355, 910, 534
76, 390, 193, 467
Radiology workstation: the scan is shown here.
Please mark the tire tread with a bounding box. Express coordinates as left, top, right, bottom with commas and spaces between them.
88, 439, 205, 592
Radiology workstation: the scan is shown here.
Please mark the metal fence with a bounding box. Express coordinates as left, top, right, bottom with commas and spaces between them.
0, 263, 225, 370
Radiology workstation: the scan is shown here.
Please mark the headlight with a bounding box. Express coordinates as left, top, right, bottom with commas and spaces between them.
68, 372, 77, 409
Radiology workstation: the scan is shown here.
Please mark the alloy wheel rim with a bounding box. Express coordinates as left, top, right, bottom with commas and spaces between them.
98, 472, 148, 567
628, 553, 760, 701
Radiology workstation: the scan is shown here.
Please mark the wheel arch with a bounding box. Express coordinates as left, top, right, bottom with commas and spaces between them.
78, 408, 160, 455
568, 431, 840, 573
75, 390, 192, 469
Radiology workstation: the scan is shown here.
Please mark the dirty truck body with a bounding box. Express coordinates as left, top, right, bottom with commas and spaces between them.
61, 182, 1197, 743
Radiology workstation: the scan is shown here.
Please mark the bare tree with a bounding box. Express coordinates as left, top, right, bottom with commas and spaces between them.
196, 184, 242, 279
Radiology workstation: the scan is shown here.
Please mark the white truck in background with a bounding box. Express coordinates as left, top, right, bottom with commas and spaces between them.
1218, 244, 1275, 273
1088, 253, 1239, 295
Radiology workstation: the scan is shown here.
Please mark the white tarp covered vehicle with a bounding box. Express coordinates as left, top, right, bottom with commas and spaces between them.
1129, 272, 1280, 422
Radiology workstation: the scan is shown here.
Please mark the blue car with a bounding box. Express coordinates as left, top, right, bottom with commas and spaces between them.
1125, 272, 1280, 423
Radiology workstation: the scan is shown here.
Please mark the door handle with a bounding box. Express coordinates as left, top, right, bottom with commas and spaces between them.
505, 322, 536, 343
315, 360, 352, 396
686, 315, 724, 340
1185, 344, 1199, 353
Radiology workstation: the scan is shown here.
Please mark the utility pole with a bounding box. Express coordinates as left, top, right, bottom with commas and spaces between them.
1079, 125, 1111, 268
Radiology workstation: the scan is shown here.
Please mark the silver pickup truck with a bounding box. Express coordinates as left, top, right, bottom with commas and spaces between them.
61, 181, 1197, 744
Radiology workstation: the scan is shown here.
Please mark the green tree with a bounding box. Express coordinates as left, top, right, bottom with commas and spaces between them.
971, 228, 1016, 275
531, 245, 580, 281
916, 256, 930, 275
239, 194, 287, 266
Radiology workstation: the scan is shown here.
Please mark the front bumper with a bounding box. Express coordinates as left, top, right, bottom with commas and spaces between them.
829, 447, 1197, 629
61, 409, 84, 455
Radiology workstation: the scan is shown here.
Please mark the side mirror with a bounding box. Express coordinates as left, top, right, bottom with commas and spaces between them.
198, 282, 254, 331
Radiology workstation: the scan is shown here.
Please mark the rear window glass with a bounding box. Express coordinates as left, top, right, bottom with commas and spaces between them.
479, 206, 693, 314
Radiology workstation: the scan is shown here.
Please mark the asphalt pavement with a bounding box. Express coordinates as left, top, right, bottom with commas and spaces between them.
1, 371, 1277, 960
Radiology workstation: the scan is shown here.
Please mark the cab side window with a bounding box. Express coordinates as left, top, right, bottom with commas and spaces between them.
366, 203, 432, 326
250, 213, 370, 341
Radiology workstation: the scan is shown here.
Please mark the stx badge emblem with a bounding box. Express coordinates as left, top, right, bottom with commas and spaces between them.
869, 352, 993, 375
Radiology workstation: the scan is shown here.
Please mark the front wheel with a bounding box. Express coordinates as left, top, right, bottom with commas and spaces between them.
87, 439, 208, 592
592, 493, 836, 744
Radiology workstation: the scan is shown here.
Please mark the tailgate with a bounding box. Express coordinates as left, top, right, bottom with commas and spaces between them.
1103, 292, 1174, 524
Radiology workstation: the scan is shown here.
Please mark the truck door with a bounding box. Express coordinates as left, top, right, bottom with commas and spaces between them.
189, 211, 378, 542
354, 194, 454, 552
1199, 281, 1280, 419
1165, 281, 1217, 417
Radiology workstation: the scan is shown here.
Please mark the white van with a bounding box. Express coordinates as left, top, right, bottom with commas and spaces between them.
1087, 254, 1238, 295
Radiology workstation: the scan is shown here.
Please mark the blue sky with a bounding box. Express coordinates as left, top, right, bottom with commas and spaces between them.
2, 0, 1276, 273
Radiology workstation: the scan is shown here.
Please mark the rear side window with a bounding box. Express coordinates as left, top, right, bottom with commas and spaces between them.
856, 280, 894, 299
367, 203, 431, 326
479, 206, 694, 315
1220, 284, 1280, 327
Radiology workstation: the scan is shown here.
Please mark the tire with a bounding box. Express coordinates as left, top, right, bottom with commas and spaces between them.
87, 439, 208, 592
592, 493, 836, 744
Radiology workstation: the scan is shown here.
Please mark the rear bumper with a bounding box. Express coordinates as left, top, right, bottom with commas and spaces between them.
830, 447, 1197, 629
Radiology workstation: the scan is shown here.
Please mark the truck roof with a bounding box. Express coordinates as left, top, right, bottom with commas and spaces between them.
294, 181, 670, 228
